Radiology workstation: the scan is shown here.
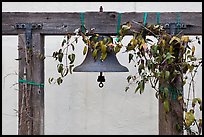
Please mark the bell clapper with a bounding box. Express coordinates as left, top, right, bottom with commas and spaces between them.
97, 72, 105, 88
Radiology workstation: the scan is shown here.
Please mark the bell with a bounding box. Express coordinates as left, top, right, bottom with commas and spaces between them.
73, 35, 129, 87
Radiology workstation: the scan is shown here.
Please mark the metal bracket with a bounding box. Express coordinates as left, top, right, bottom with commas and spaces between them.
15, 23, 43, 48
163, 23, 186, 35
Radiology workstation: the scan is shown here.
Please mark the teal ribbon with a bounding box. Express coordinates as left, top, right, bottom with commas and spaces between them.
159, 85, 180, 100
116, 13, 121, 42
116, 13, 122, 35
156, 12, 160, 24
19, 79, 44, 88
80, 12, 85, 33
176, 12, 181, 32
168, 86, 178, 100
143, 12, 148, 26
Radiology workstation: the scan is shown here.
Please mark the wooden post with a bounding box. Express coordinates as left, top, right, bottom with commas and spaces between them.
159, 25, 184, 134
159, 80, 183, 135
18, 32, 44, 135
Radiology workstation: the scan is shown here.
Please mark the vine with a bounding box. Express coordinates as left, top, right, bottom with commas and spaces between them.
49, 21, 202, 135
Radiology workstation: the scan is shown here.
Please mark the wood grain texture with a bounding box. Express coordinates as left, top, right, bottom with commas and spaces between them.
17, 33, 44, 135
2, 12, 202, 35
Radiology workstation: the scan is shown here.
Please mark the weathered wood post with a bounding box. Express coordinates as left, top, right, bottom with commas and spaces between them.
17, 25, 44, 135
159, 22, 185, 135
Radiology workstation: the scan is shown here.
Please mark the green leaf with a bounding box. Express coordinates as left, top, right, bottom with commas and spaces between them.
57, 77, 63, 85
61, 39, 66, 47
125, 86, 130, 92
138, 64, 144, 74
188, 64, 194, 72
58, 53, 63, 62
139, 80, 145, 94
127, 75, 132, 83
166, 52, 175, 60
192, 98, 197, 107
69, 64, 74, 74
163, 99, 170, 113
197, 98, 202, 104
68, 53, 75, 64
48, 77, 54, 84
57, 64, 63, 73
135, 83, 140, 93
75, 37, 78, 43
128, 53, 134, 63
71, 44, 75, 51
176, 123, 181, 132
165, 71, 170, 80
83, 46, 87, 55
61, 67, 69, 77
163, 87, 169, 98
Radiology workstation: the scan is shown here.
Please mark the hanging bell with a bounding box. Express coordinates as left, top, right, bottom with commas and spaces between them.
73, 35, 129, 87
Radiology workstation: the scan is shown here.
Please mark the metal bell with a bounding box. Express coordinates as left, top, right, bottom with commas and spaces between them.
73, 35, 128, 72
73, 35, 129, 88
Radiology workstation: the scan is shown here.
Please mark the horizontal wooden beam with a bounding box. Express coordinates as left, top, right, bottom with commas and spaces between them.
2, 12, 202, 35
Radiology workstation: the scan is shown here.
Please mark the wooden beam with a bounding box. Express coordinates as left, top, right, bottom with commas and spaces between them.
2, 12, 202, 35
18, 33, 44, 135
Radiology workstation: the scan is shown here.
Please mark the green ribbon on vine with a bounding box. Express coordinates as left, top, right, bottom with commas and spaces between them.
80, 12, 85, 33
143, 12, 148, 26
156, 12, 160, 24
116, 12, 121, 42
116, 12, 122, 35
168, 86, 179, 100
19, 79, 44, 88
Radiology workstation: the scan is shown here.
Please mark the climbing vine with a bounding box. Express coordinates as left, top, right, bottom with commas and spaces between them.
49, 20, 202, 135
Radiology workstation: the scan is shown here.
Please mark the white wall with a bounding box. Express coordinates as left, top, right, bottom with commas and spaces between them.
2, 2, 202, 135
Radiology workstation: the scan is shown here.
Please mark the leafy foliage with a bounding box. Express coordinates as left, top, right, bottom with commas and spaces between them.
49, 20, 202, 135
121, 22, 202, 135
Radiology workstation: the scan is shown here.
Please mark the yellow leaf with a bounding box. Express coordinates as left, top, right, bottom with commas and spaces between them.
114, 45, 121, 54
169, 45, 173, 54
92, 49, 98, 59
185, 111, 195, 127
177, 96, 183, 101
100, 52, 107, 61
83, 46, 87, 55
181, 36, 189, 43
169, 36, 181, 44
101, 44, 107, 53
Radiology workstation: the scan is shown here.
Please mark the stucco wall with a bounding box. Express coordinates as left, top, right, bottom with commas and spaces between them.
2, 2, 202, 135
